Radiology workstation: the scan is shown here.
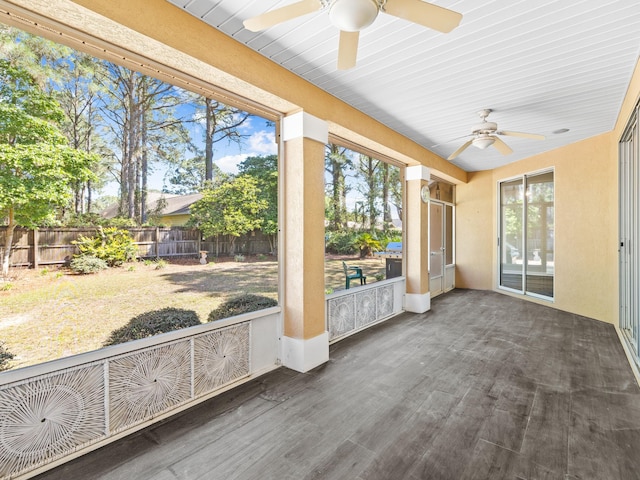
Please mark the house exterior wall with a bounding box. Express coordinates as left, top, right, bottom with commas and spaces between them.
159, 214, 190, 227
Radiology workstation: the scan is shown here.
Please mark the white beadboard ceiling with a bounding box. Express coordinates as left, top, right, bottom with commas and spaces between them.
167, 0, 640, 172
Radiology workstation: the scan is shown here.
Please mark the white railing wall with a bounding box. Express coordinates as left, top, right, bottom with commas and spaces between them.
0, 309, 280, 480
326, 278, 405, 343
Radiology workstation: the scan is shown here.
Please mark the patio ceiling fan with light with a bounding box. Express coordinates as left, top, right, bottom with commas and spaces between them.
243, 0, 462, 70
446, 109, 545, 160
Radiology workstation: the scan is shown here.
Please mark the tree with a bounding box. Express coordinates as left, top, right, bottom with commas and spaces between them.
55, 51, 110, 215
325, 144, 351, 231
238, 155, 278, 254
164, 156, 226, 194
100, 64, 190, 223
356, 154, 381, 231
197, 98, 250, 182
0, 25, 111, 216
188, 175, 267, 255
0, 60, 97, 276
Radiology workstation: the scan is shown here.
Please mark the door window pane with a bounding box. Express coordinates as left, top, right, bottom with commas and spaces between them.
500, 171, 554, 299
525, 172, 554, 296
500, 179, 524, 291
445, 205, 454, 266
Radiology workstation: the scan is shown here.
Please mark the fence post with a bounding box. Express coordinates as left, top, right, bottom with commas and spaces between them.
32, 228, 39, 269
196, 229, 201, 257
155, 226, 160, 259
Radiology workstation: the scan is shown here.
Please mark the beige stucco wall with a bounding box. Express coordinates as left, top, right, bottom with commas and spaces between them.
457, 56, 640, 325
457, 132, 618, 323
455, 170, 494, 291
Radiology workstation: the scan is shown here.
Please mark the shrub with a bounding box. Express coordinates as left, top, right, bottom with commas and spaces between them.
154, 259, 168, 270
353, 232, 382, 258
378, 231, 402, 250
207, 294, 277, 322
103, 308, 201, 346
325, 231, 358, 255
234, 254, 245, 262
73, 226, 137, 266
70, 255, 108, 274
0, 342, 14, 372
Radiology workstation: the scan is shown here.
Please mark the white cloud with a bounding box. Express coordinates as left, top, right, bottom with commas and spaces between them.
212, 129, 276, 175
215, 154, 248, 174
248, 130, 277, 155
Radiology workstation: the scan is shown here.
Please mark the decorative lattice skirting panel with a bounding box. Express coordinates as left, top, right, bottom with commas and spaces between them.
328, 295, 356, 339
327, 283, 400, 341
0, 365, 106, 478
108, 341, 192, 433
193, 323, 250, 397
0, 316, 265, 480
376, 284, 394, 319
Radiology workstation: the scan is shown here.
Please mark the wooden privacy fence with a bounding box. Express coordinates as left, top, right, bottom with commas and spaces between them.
0, 227, 274, 268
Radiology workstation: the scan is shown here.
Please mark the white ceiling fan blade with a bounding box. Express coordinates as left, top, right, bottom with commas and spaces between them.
337, 30, 359, 70
497, 130, 545, 140
447, 139, 473, 160
431, 134, 472, 148
243, 0, 322, 32
383, 0, 462, 33
492, 137, 514, 155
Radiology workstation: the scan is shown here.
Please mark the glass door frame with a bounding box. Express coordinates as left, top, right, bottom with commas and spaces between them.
497, 168, 555, 301
429, 199, 456, 297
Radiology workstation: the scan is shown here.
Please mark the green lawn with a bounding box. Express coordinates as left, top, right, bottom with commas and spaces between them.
0, 255, 386, 370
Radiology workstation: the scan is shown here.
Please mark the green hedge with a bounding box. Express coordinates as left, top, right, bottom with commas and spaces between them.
208, 294, 277, 322
104, 308, 201, 346
0, 342, 14, 372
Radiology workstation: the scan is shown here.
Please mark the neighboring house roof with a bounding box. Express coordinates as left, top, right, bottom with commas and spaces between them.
101, 192, 202, 218
161, 193, 202, 216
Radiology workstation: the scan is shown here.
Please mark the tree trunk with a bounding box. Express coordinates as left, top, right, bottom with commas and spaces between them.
2, 209, 16, 278
87, 179, 93, 213
141, 110, 148, 224
205, 98, 214, 182
228, 235, 236, 256
127, 72, 138, 219
382, 163, 392, 228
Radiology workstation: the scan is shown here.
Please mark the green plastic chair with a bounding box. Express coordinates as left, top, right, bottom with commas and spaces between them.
343, 261, 366, 289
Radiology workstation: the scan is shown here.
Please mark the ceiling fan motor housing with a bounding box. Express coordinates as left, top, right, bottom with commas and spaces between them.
472, 121, 497, 135
329, 0, 380, 32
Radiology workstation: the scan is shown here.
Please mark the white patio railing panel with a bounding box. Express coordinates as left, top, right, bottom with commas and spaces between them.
0, 309, 280, 480
326, 278, 405, 343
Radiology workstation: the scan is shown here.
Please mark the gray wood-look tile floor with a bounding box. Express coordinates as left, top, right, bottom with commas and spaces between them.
36, 289, 640, 480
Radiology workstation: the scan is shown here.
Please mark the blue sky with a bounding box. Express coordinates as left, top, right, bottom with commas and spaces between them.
99, 114, 277, 198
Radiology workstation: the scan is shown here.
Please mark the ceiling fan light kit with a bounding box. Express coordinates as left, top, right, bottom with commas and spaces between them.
243, 0, 462, 69
447, 109, 545, 160
472, 135, 495, 149
329, 0, 379, 31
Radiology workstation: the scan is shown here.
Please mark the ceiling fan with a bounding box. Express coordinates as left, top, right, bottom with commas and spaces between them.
447, 109, 545, 161
243, 0, 462, 70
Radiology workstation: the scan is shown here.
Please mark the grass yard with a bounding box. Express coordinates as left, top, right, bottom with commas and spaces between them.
0, 255, 386, 371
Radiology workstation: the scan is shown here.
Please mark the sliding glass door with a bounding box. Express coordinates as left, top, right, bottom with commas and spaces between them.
620, 100, 639, 359
499, 171, 554, 299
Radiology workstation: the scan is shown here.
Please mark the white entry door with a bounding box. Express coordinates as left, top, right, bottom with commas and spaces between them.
430, 199, 455, 297
430, 201, 445, 297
